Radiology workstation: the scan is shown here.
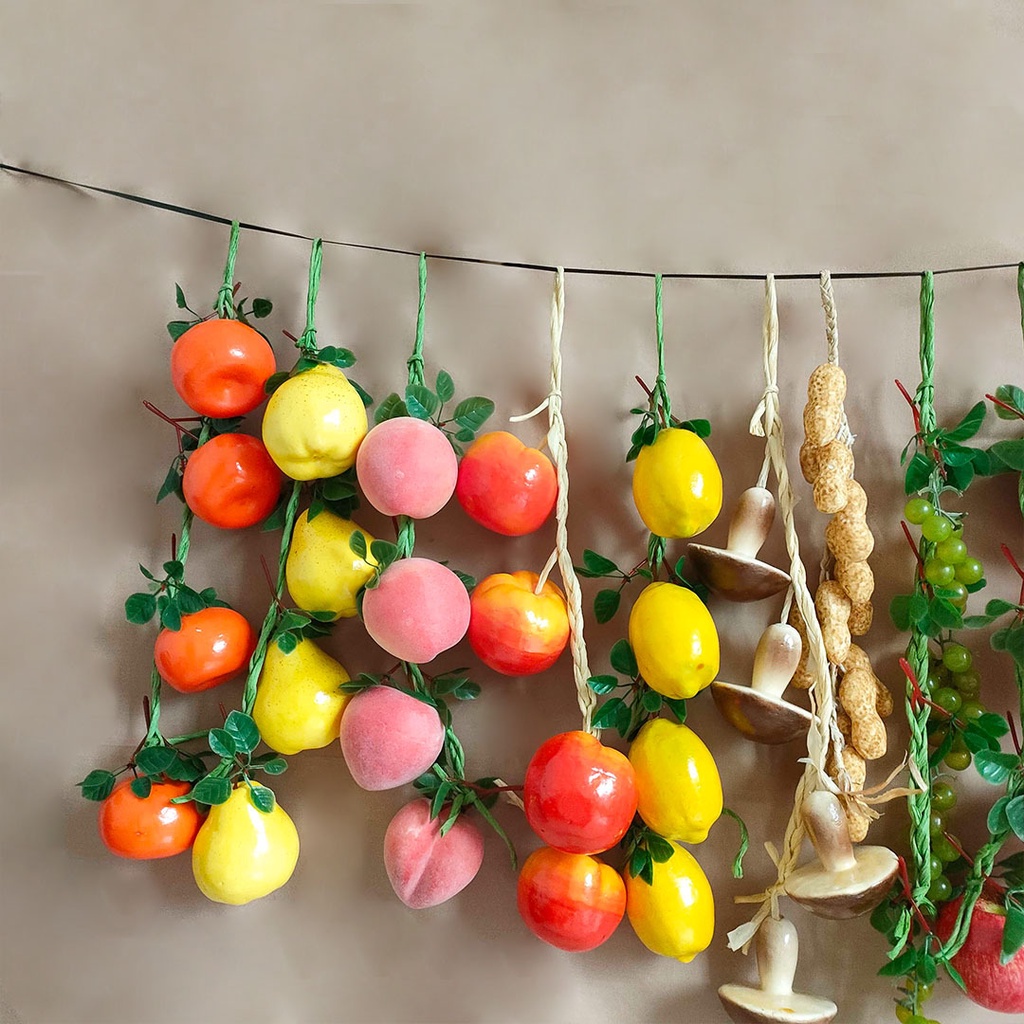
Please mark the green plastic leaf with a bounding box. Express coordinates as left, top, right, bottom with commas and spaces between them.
454, 427, 476, 443
452, 681, 481, 702
591, 697, 626, 731
317, 345, 355, 368
889, 594, 914, 631
349, 530, 368, 560
225, 711, 261, 754
208, 729, 238, 759
663, 697, 688, 724
452, 397, 495, 434
945, 458, 976, 492
276, 630, 299, 654
430, 782, 452, 820
646, 834, 675, 863
678, 418, 712, 438
989, 438, 1024, 472
405, 383, 439, 420
248, 784, 275, 813
974, 749, 1019, 785
943, 401, 987, 442
130, 775, 152, 799
988, 795, 1011, 834
436, 370, 455, 403
594, 589, 621, 623
453, 569, 476, 591
929, 597, 963, 630
413, 772, 441, 795
374, 392, 408, 424
369, 540, 399, 567
176, 586, 207, 615
614, 699, 633, 737
641, 688, 663, 714
251, 298, 273, 318
962, 722, 999, 754
582, 549, 619, 576
350, 379, 373, 408
156, 463, 184, 504
975, 712, 1010, 739
125, 592, 157, 625
587, 675, 619, 695
609, 638, 638, 677
159, 599, 182, 632
1004, 623, 1024, 669
943, 959, 967, 992
254, 755, 288, 775
134, 745, 177, 776
164, 753, 205, 782
163, 560, 185, 581
190, 775, 232, 806
321, 475, 357, 501
904, 451, 934, 494
167, 320, 192, 341
939, 444, 978, 467
1002, 899, 1024, 964
994, 384, 1024, 419
175, 284, 187, 308
1006, 796, 1024, 841
77, 769, 116, 801
264, 371, 291, 395
878, 947, 918, 977
276, 610, 310, 634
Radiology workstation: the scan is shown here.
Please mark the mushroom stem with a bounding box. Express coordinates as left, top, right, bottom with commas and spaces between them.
750, 624, 802, 701
726, 487, 776, 558
757, 916, 799, 997
803, 791, 858, 873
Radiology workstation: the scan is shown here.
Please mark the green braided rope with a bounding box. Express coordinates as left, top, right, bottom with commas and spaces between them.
297, 239, 323, 355
907, 272, 936, 908
241, 481, 302, 716
407, 252, 427, 388
395, 517, 416, 560
213, 221, 240, 320
653, 273, 672, 425
143, 419, 213, 747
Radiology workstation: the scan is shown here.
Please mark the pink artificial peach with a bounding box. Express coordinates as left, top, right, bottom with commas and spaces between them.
355, 417, 458, 519
361, 557, 471, 663
384, 798, 485, 908
339, 686, 445, 791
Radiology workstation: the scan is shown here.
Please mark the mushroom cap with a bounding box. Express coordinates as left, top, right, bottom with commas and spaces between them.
711, 682, 812, 744
687, 544, 791, 602
784, 845, 898, 919
718, 985, 837, 1024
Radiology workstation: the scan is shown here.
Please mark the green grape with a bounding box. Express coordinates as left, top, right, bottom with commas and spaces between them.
894, 1007, 913, 1024
944, 749, 972, 771
924, 559, 955, 586
933, 687, 962, 715
928, 724, 948, 748
932, 835, 960, 862
927, 873, 952, 903
929, 854, 944, 877
904, 498, 934, 524
946, 580, 969, 608
921, 513, 953, 543
914, 981, 934, 1003
931, 779, 957, 811
942, 644, 972, 673
960, 700, 985, 722
953, 668, 981, 697
935, 537, 967, 565
930, 663, 951, 685
928, 810, 946, 835
955, 557, 984, 585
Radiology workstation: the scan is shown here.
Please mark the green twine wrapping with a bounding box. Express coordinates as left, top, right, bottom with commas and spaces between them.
407, 252, 427, 389
213, 221, 241, 320
298, 239, 323, 355
653, 273, 672, 426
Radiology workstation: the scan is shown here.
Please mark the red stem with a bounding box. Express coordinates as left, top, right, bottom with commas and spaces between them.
895, 379, 923, 435
986, 393, 1024, 420
901, 521, 927, 577
282, 329, 299, 343
899, 657, 952, 718
1008, 712, 1021, 756
170, 534, 178, 563
943, 831, 972, 863
897, 855, 935, 935
259, 555, 287, 612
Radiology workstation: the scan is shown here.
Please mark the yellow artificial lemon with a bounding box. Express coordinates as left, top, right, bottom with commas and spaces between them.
262, 364, 368, 481
285, 510, 377, 619
631, 427, 723, 539
192, 783, 300, 905
252, 638, 351, 755
628, 582, 719, 699
625, 843, 714, 962
629, 718, 723, 844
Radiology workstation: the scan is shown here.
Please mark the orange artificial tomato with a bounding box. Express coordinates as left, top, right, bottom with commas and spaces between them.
467, 571, 570, 676
182, 433, 283, 529
456, 431, 557, 536
170, 319, 276, 418
98, 778, 202, 859
154, 607, 256, 693
517, 846, 626, 952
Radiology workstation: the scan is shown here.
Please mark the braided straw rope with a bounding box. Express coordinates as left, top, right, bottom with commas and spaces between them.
511, 270, 597, 734
728, 275, 844, 952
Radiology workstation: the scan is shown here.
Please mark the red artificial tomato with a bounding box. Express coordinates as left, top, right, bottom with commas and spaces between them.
182, 433, 283, 529
170, 318, 276, 418
517, 846, 626, 952
154, 606, 256, 693
523, 731, 638, 855
467, 571, 570, 676
456, 431, 557, 536
98, 778, 202, 859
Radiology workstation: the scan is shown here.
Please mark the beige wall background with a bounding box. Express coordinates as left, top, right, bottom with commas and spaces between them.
2, 3, 1023, 1022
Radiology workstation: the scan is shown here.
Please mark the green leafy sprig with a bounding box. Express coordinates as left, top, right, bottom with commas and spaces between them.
166, 281, 273, 342
622, 821, 676, 885
124, 548, 229, 632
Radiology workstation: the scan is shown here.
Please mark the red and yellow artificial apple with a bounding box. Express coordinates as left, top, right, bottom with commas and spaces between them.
456, 431, 557, 536
936, 886, 1024, 1014
523, 731, 638, 855
517, 846, 626, 951
467, 571, 570, 676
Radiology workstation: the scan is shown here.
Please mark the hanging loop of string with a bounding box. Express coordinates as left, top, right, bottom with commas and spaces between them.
297, 238, 323, 355
730, 274, 843, 953
213, 220, 240, 319
407, 252, 427, 389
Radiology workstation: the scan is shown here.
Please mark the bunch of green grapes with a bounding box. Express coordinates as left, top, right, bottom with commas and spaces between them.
904, 497, 985, 606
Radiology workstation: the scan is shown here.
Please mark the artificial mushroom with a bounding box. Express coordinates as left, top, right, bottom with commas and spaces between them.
718, 915, 837, 1024
711, 623, 812, 744
687, 487, 790, 601
784, 791, 897, 919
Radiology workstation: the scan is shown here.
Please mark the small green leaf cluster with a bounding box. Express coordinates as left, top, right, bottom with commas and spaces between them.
587, 639, 687, 740
263, 344, 372, 410
179, 711, 286, 814
125, 560, 228, 631
77, 741, 209, 802
890, 590, 972, 638
622, 821, 675, 885
273, 609, 336, 654
167, 283, 272, 342
625, 397, 710, 463
374, 370, 494, 455
306, 469, 360, 522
